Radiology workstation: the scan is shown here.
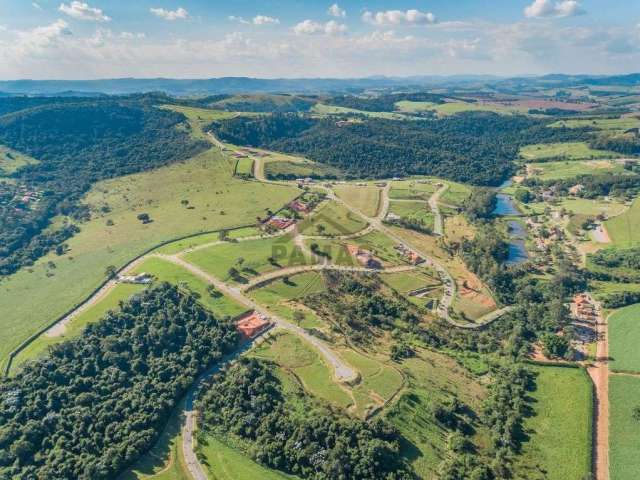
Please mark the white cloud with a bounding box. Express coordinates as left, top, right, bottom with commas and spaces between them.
328, 3, 346, 18
524, 0, 585, 18
59, 2, 110, 22
32, 2, 42, 10
228, 16, 250, 25
362, 9, 436, 26
293, 19, 347, 36
120, 31, 146, 39
150, 7, 189, 21
252, 15, 280, 25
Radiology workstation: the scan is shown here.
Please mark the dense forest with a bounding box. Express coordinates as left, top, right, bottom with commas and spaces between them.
211, 112, 590, 185
0, 95, 208, 275
0, 284, 238, 479
199, 358, 412, 480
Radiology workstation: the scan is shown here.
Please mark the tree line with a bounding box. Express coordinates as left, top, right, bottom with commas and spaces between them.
0, 283, 238, 479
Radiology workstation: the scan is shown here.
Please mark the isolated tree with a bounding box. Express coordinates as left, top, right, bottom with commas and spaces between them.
292, 310, 305, 326
105, 265, 117, 279
137, 213, 151, 224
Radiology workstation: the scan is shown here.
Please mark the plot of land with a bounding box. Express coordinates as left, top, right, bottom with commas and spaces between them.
388, 201, 435, 228
154, 226, 262, 255
395, 100, 526, 116
606, 197, 640, 247
609, 303, 640, 373
389, 180, 438, 200
520, 142, 620, 161
264, 159, 343, 180
250, 332, 352, 409
0, 144, 39, 176
311, 103, 408, 120
0, 148, 298, 374
333, 184, 381, 217
554, 197, 628, 217
381, 269, 442, 308
306, 231, 407, 267
235, 157, 254, 177
526, 159, 627, 180
549, 117, 640, 131
184, 234, 312, 284
520, 365, 593, 480
439, 181, 472, 206
609, 374, 640, 480
298, 201, 368, 236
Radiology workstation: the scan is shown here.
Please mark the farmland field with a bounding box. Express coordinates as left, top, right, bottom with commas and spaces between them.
527, 159, 627, 180
549, 117, 640, 131
0, 147, 298, 373
333, 184, 381, 217
264, 159, 343, 179
298, 201, 368, 236
609, 303, 640, 373
519, 142, 620, 161
606, 197, 640, 247
389, 180, 438, 200
610, 374, 640, 480
520, 365, 593, 480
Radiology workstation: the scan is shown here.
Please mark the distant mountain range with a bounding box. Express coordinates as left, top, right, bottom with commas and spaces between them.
0, 73, 638, 96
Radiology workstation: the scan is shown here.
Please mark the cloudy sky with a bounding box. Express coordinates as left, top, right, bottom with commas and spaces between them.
1, 0, 639, 79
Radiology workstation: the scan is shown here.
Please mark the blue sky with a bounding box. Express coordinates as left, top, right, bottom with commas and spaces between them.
0, 1, 639, 79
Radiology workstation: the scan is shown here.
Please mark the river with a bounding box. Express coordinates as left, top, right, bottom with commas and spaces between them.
493, 178, 529, 265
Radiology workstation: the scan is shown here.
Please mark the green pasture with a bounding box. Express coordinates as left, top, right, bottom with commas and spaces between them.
184, 234, 312, 284
264, 160, 343, 180
311, 103, 407, 120
388, 201, 435, 228
606, 197, 640, 247
519, 365, 592, 480
249, 332, 352, 409
389, 180, 438, 201
549, 117, 640, 131
520, 142, 620, 161
235, 157, 254, 177
333, 184, 381, 217
154, 226, 263, 255
298, 201, 368, 236
609, 303, 640, 373
610, 374, 640, 480
395, 100, 525, 116
527, 159, 626, 180
306, 230, 407, 267
160, 104, 239, 140
440, 181, 472, 206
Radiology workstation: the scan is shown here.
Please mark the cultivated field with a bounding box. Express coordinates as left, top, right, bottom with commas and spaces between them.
519, 365, 592, 480
609, 303, 640, 373
519, 142, 620, 161
527, 159, 627, 180
606, 198, 640, 247
609, 374, 640, 480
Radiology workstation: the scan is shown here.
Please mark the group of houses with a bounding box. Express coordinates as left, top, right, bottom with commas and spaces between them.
572, 293, 598, 322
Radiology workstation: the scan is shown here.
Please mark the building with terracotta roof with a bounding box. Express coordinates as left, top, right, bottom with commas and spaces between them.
236, 311, 272, 340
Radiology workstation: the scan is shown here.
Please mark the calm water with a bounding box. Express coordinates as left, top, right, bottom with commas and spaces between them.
493, 180, 529, 265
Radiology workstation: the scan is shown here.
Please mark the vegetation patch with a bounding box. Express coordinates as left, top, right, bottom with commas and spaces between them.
333, 184, 381, 217
527, 159, 627, 181
606, 197, 640, 247
519, 365, 593, 480
609, 374, 640, 480
298, 201, 368, 236
609, 303, 640, 373
235, 157, 254, 177
520, 142, 620, 161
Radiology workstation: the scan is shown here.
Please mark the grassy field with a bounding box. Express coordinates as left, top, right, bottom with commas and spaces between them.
184, 234, 312, 284
606, 197, 640, 247
395, 100, 525, 116
439, 181, 472, 206
160, 105, 238, 140
0, 144, 38, 175
609, 374, 640, 480
298, 201, 368, 236
235, 157, 254, 177
520, 142, 621, 161
381, 269, 441, 293
389, 180, 438, 201
249, 272, 327, 329
333, 184, 381, 217
387, 349, 488, 479
388, 201, 435, 228
519, 365, 592, 480
549, 117, 640, 131
0, 147, 298, 374
249, 332, 352, 409
264, 160, 343, 180
311, 103, 408, 120
154, 226, 262, 255
609, 303, 640, 373
552, 197, 628, 217
132, 257, 248, 318
11, 283, 146, 372
197, 435, 295, 480
527, 159, 627, 180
